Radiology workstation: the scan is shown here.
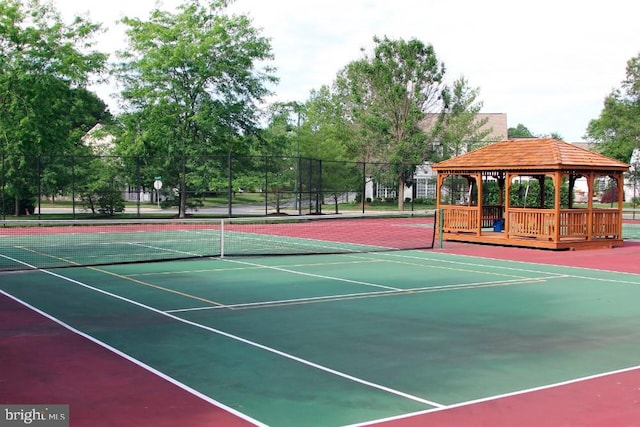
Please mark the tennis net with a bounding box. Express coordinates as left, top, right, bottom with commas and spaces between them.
0, 212, 436, 271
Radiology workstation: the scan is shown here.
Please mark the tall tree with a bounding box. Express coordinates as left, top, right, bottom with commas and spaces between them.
114, 0, 277, 217
337, 36, 446, 210
433, 76, 491, 160
508, 123, 536, 138
300, 86, 352, 161
0, 0, 108, 214
586, 53, 640, 162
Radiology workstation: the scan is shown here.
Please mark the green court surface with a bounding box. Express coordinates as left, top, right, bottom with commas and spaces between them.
2, 250, 640, 426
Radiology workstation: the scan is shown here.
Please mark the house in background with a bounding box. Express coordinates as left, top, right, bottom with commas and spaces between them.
82, 124, 155, 203
385, 113, 508, 202
419, 113, 509, 145
565, 142, 638, 204
365, 113, 508, 202
81, 124, 115, 156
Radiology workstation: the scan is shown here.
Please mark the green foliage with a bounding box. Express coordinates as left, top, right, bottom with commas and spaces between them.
299, 88, 352, 161
508, 124, 535, 138
262, 102, 305, 158
335, 36, 446, 209
114, 0, 276, 217
95, 188, 125, 216
508, 178, 569, 209
77, 156, 126, 216
433, 76, 491, 160
586, 53, 640, 163
0, 0, 108, 214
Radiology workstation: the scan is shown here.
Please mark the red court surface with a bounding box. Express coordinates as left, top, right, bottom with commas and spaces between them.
438, 239, 640, 274
370, 368, 640, 427
0, 296, 252, 427
3, 240, 640, 426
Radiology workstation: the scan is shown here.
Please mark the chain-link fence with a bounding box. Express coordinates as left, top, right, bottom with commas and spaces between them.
0, 153, 437, 218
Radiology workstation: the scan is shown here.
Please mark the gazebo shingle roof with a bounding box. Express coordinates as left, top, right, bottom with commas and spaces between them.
432, 138, 629, 171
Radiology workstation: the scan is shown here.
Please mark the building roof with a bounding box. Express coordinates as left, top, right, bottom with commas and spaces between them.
432, 138, 629, 172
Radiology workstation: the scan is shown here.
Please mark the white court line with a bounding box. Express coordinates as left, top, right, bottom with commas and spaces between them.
0, 287, 266, 427
377, 251, 640, 285
126, 241, 204, 257
344, 363, 640, 427
0, 253, 443, 409
222, 258, 403, 291
167, 276, 553, 313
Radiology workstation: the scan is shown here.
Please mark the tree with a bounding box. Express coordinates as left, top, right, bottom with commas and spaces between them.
433, 76, 491, 160
336, 36, 446, 210
0, 0, 108, 214
508, 123, 536, 138
264, 101, 305, 158
297, 87, 349, 160
586, 53, 640, 163
114, 0, 277, 217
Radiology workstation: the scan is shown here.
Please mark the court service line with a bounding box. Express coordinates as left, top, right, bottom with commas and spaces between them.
86, 267, 230, 309
11, 248, 230, 309
126, 241, 204, 257
0, 288, 266, 427
221, 258, 403, 291
0, 254, 444, 409
345, 253, 537, 281
374, 251, 570, 278
377, 251, 640, 285
130, 259, 380, 277
345, 363, 640, 427
15, 245, 80, 267
168, 276, 553, 313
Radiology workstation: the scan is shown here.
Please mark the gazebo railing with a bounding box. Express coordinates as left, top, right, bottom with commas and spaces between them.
509, 209, 621, 240
558, 210, 587, 237
481, 205, 502, 228
441, 205, 622, 242
508, 209, 555, 239
591, 209, 621, 238
441, 206, 479, 232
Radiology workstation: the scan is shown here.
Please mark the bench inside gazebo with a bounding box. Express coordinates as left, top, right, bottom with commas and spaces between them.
432, 138, 630, 250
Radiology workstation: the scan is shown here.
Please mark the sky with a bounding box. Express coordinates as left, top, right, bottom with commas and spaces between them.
51, 0, 640, 142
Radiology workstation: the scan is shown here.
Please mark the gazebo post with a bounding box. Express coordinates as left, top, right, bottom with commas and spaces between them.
537, 175, 546, 208
476, 173, 483, 236
436, 173, 446, 233
587, 171, 595, 241
617, 172, 625, 239
553, 171, 562, 243
504, 172, 512, 239
568, 174, 576, 209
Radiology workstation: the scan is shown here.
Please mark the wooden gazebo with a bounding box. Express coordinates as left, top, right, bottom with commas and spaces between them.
432, 138, 630, 250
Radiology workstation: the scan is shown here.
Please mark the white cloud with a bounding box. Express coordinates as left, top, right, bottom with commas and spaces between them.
51, 0, 640, 142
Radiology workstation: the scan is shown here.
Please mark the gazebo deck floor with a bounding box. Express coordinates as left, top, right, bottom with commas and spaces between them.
442, 231, 623, 250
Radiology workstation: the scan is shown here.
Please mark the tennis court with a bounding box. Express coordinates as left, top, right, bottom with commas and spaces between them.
2, 214, 640, 426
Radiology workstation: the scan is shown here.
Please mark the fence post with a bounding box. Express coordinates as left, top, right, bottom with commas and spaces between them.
298, 156, 302, 216
264, 155, 268, 216
37, 155, 41, 219
1, 153, 4, 221
362, 162, 366, 214
227, 152, 233, 218
136, 156, 141, 218
317, 159, 322, 214
71, 155, 76, 219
